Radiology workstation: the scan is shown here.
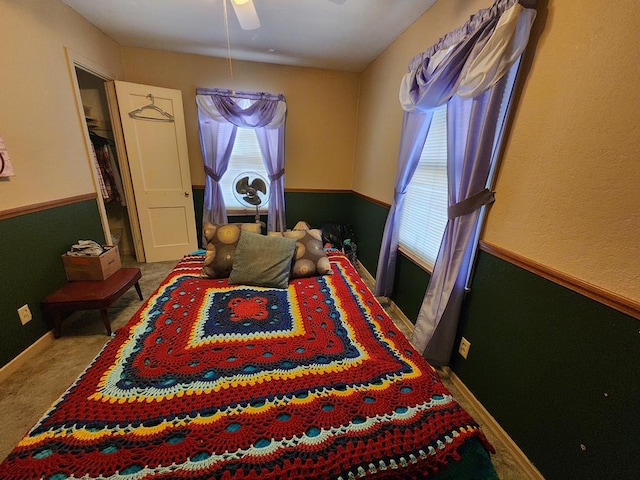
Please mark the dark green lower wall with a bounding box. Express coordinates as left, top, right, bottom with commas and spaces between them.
284, 191, 354, 230
3, 190, 370, 369
452, 251, 640, 479
0, 200, 105, 368
345, 192, 640, 479
194, 188, 389, 275
284, 191, 389, 276
345, 195, 388, 275
393, 253, 431, 322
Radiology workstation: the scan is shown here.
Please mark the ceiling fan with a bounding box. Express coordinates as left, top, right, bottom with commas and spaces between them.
230, 0, 347, 31
229, 0, 260, 31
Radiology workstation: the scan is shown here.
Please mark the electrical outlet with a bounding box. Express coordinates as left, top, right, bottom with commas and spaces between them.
458, 337, 471, 359
18, 304, 32, 325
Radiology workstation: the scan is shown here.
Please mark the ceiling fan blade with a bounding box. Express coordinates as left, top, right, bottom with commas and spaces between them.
230, 0, 261, 30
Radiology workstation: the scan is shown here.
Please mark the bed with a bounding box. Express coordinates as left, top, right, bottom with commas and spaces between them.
0, 227, 497, 479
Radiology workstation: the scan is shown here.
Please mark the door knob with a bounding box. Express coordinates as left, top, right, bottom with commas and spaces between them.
184, 191, 190, 197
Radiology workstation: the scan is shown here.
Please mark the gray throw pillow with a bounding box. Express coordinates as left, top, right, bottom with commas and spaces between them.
228, 232, 297, 289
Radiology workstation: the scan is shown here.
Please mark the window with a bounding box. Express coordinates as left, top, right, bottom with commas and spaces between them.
397, 60, 520, 273
398, 105, 448, 271
220, 126, 268, 214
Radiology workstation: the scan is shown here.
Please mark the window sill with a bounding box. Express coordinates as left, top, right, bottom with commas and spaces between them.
226, 208, 267, 216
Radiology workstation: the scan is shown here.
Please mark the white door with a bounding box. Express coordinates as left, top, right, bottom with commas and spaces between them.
106, 81, 197, 262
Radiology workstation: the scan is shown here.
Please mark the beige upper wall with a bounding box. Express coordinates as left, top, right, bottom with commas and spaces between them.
484, 0, 640, 301
120, 47, 360, 190
355, 0, 640, 303
0, 0, 124, 211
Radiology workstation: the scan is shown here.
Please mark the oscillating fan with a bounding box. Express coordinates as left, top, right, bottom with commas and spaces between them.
233, 172, 270, 226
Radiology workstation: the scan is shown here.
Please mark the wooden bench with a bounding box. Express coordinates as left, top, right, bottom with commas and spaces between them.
41, 267, 143, 338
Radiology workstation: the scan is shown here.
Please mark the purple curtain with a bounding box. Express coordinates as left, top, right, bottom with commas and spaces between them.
415, 76, 510, 365
196, 114, 237, 230
255, 128, 286, 232
374, 0, 536, 363
374, 110, 433, 297
196, 88, 287, 236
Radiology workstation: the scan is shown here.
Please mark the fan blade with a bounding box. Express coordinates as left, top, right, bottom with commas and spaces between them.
235, 176, 250, 194
243, 194, 262, 206
249, 178, 267, 194
230, 0, 261, 30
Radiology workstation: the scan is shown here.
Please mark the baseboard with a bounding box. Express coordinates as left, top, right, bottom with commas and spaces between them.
387, 301, 416, 338
0, 331, 55, 385
442, 367, 545, 480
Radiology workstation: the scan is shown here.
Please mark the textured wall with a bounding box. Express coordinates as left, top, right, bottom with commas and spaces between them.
483, 0, 640, 302
354, 0, 640, 304
0, 0, 123, 211
121, 48, 360, 191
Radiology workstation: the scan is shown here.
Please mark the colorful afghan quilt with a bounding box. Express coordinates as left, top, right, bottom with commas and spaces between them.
1, 251, 496, 479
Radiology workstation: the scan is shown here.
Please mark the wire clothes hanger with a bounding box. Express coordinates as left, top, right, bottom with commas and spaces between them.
128, 94, 175, 122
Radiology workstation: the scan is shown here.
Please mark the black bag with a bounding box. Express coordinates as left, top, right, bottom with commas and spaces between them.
321, 222, 357, 264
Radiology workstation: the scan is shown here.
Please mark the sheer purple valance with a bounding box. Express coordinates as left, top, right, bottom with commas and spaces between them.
400, 0, 536, 111
196, 88, 286, 128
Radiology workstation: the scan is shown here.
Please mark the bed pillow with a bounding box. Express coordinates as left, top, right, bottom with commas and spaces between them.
268, 229, 333, 278
228, 232, 297, 289
200, 222, 263, 279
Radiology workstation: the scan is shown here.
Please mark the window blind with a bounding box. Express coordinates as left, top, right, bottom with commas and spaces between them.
398, 105, 448, 271
220, 127, 269, 213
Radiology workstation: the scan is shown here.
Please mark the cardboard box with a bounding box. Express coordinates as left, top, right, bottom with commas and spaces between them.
62, 245, 121, 281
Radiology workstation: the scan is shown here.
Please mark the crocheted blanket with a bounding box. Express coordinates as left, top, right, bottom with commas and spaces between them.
1, 251, 496, 479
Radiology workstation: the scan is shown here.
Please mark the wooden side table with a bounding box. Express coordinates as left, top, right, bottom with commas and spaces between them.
41, 267, 143, 338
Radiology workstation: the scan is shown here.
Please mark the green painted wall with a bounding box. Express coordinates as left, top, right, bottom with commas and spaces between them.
193, 190, 388, 274
192, 187, 204, 245
344, 194, 640, 479
393, 253, 431, 323
451, 251, 640, 479
0, 200, 104, 368
347, 195, 388, 275
284, 191, 354, 230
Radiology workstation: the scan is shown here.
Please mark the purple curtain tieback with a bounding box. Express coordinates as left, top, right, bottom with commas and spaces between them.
448, 188, 495, 219
204, 166, 222, 182
269, 170, 284, 181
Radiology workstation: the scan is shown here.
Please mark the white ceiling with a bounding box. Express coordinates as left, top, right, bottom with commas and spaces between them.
62, 0, 437, 72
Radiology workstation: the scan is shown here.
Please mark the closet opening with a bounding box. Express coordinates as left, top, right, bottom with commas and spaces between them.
73, 67, 135, 259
